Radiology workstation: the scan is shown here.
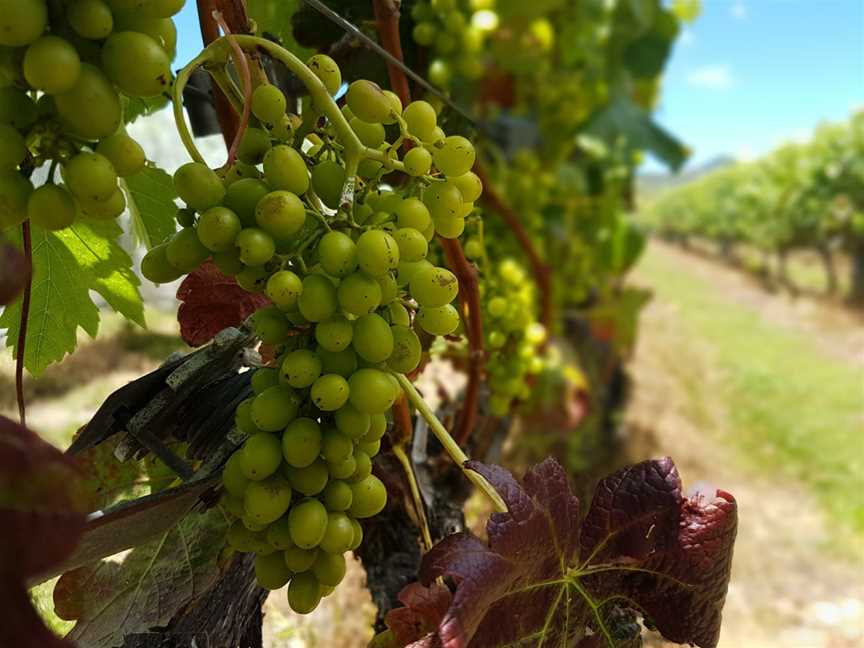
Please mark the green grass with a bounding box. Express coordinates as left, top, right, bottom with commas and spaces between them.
637, 245, 864, 533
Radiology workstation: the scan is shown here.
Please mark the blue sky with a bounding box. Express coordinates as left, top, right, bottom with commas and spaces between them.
650, 0, 863, 171
172, 1, 862, 172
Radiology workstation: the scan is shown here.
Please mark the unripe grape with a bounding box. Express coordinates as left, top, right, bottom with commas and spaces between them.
0, 124, 26, 170
251, 385, 299, 432
417, 304, 460, 336
403, 147, 432, 176
255, 551, 293, 590
327, 455, 356, 480
313, 545, 348, 585
0, 0, 47, 47
213, 248, 245, 275
266, 516, 294, 550
356, 230, 400, 277
377, 272, 398, 305
396, 198, 432, 231
196, 207, 241, 252
67, 0, 114, 39
307, 54, 342, 95
450, 171, 483, 202
140, 243, 183, 284
224, 178, 270, 226
349, 518, 363, 550
388, 302, 411, 327
348, 368, 396, 415
255, 190, 305, 239
65, 152, 117, 203
23, 36, 81, 95
322, 480, 353, 511
423, 181, 463, 221
337, 272, 381, 316
410, 265, 459, 308
434, 214, 465, 239
349, 474, 387, 518
289, 498, 329, 549
288, 572, 322, 614
244, 474, 292, 525
97, 133, 146, 178
282, 418, 322, 468
252, 84, 287, 126
346, 80, 392, 124
263, 145, 309, 195
55, 64, 121, 139
350, 117, 386, 148
27, 185, 75, 231
174, 162, 225, 212
388, 326, 422, 373
102, 31, 172, 97
298, 274, 338, 322
311, 160, 345, 209
236, 227, 275, 266
284, 546, 318, 573
352, 314, 393, 363
311, 374, 350, 411
237, 127, 272, 165
315, 315, 353, 352
318, 231, 357, 278
402, 101, 437, 141
317, 347, 358, 378
382, 91, 402, 124
166, 227, 209, 271
286, 459, 329, 496
350, 449, 373, 482
222, 451, 250, 498
280, 349, 322, 388
240, 432, 283, 481
266, 270, 303, 309
393, 228, 428, 262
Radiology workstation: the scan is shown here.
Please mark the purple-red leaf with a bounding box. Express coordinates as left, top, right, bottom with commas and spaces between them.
390, 457, 737, 648
0, 415, 86, 648
176, 260, 268, 346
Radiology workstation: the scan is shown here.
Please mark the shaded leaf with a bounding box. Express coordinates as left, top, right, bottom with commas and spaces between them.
124, 165, 178, 250
387, 582, 452, 647
72, 436, 149, 511
392, 457, 737, 648
57, 504, 229, 647
176, 261, 269, 346
0, 415, 86, 648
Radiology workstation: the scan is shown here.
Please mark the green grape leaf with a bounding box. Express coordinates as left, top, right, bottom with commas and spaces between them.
55, 506, 229, 647
623, 8, 679, 79
123, 96, 169, 125
124, 165, 178, 249
388, 458, 737, 648
583, 95, 688, 171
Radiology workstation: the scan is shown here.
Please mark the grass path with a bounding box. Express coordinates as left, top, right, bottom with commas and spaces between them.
628, 241, 864, 648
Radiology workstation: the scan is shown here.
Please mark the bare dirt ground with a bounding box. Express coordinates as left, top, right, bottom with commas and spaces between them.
628, 243, 864, 648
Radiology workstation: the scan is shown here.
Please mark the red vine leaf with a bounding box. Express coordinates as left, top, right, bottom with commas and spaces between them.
0, 415, 87, 648
387, 582, 452, 647
176, 260, 269, 346
390, 457, 737, 648
0, 242, 29, 305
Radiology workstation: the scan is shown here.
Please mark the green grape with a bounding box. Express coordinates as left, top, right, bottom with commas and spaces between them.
266, 270, 303, 309
312, 548, 354, 587
350, 450, 373, 482
280, 349, 322, 388
255, 190, 305, 239
327, 455, 356, 480
322, 480, 353, 511
23, 36, 81, 95
266, 515, 295, 550
387, 302, 411, 327
241, 432, 283, 481
356, 230, 400, 277
412, 22, 436, 46
361, 414, 387, 444
348, 368, 396, 415
102, 31, 172, 97
0, 0, 46, 47
224, 178, 270, 226
251, 368, 279, 394
352, 314, 394, 363
458, 201, 474, 218
237, 127, 272, 165
387, 326, 421, 373
65, 152, 117, 203
140, 243, 183, 284
123, 0, 184, 19
402, 101, 437, 141
236, 265, 268, 292
284, 546, 318, 572
196, 206, 241, 252
417, 304, 460, 335
286, 459, 329, 496
242, 514, 269, 532
311, 374, 350, 412
252, 310, 291, 346
318, 231, 357, 278
221, 161, 262, 186
255, 551, 293, 590
79, 188, 127, 221
428, 59, 451, 87
27, 185, 75, 231
410, 265, 458, 307
289, 498, 329, 549
115, 14, 176, 57
337, 272, 382, 316
307, 54, 342, 95
0, 124, 25, 170
381, 90, 402, 124
0, 87, 36, 131
236, 227, 275, 266
97, 133, 146, 178
174, 162, 225, 212
319, 513, 354, 555
396, 198, 432, 231
350, 117, 386, 148
393, 228, 428, 262
263, 145, 309, 195
312, 316, 351, 352
244, 474, 293, 524
251, 385, 299, 432
288, 572, 322, 614
227, 520, 266, 552
221, 451, 249, 498
252, 84, 286, 126
298, 274, 338, 322
54, 64, 120, 139
403, 147, 432, 177
282, 418, 322, 468
332, 405, 368, 442
67, 0, 113, 39
317, 347, 358, 378
311, 160, 345, 209
166, 227, 209, 271
450, 171, 482, 202
396, 259, 433, 287
423, 181, 463, 221
321, 427, 353, 463
270, 114, 295, 141
346, 80, 392, 124
377, 273, 398, 305
349, 475, 387, 518
349, 518, 363, 550
433, 213, 465, 239
357, 439, 381, 458
220, 492, 245, 518
213, 248, 245, 275
463, 237, 483, 259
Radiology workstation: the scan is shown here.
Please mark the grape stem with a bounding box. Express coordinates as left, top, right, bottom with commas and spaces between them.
15, 220, 32, 426
211, 10, 252, 167
392, 444, 433, 552
393, 373, 507, 513
474, 162, 554, 341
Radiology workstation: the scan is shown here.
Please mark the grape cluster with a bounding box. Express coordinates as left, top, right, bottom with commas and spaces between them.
0, 0, 181, 231
149, 52, 481, 613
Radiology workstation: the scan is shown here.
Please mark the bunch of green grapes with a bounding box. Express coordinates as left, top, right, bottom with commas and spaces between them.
143, 53, 481, 614
410, 0, 490, 88
0, 0, 181, 232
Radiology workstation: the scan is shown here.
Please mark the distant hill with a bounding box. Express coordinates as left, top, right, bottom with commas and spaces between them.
637, 155, 737, 198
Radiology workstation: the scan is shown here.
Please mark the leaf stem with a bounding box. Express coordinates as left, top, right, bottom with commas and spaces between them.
393, 373, 507, 513
392, 444, 433, 551
16, 220, 32, 426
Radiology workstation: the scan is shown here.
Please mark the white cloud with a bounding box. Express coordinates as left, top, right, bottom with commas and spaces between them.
730, 1, 748, 20
687, 64, 735, 90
